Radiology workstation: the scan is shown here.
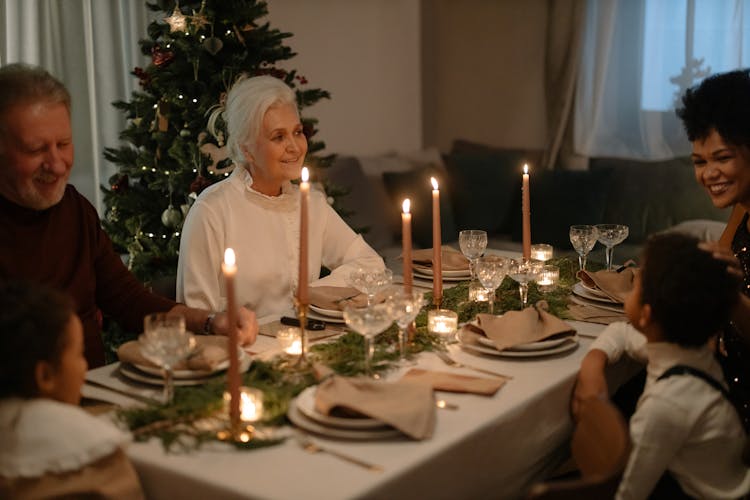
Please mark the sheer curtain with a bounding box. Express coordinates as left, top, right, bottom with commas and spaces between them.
0, 0, 152, 212
574, 0, 750, 160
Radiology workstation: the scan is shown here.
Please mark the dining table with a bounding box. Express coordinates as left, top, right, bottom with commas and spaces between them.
84, 312, 636, 500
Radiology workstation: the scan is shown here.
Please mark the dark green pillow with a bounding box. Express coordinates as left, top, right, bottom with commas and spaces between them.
444, 151, 526, 234
382, 167, 458, 248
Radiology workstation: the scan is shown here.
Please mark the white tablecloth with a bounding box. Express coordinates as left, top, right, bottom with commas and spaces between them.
86, 319, 608, 500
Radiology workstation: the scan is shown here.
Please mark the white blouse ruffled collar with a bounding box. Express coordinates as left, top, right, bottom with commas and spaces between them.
232, 167, 297, 211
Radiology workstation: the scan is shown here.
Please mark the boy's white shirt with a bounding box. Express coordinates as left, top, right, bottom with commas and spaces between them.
0, 398, 130, 478
589, 322, 750, 500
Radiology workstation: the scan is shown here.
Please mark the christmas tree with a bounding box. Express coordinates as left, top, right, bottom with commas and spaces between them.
103, 0, 341, 283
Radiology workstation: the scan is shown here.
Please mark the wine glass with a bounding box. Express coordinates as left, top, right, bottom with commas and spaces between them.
475, 255, 510, 314
139, 314, 196, 404
459, 229, 488, 280
348, 267, 393, 306
569, 225, 599, 272
508, 259, 543, 308
386, 289, 425, 365
595, 224, 630, 271
342, 303, 394, 378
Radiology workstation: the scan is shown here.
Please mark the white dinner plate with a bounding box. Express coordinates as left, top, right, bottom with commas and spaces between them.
572, 282, 621, 304
569, 295, 625, 314
413, 265, 471, 278
307, 310, 346, 324
295, 386, 389, 430
477, 335, 573, 352
413, 269, 470, 283
287, 402, 403, 440
133, 348, 251, 379
458, 329, 579, 358
309, 304, 344, 319
120, 351, 252, 386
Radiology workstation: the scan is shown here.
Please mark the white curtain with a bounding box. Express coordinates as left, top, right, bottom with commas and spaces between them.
574, 0, 750, 160
0, 0, 152, 212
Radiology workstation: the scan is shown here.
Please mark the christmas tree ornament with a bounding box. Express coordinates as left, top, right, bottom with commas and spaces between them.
164, 2, 187, 33
203, 36, 223, 55
151, 46, 175, 67
111, 174, 129, 193
190, 0, 210, 31
161, 205, 183, 228
180, 123, 191, 137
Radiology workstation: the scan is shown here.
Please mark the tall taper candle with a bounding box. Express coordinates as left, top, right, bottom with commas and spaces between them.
222, 248, 240, 427
402, 198, 413, 293
298, 167, 310, 306
522, 164, 531, 261
431, 177, 443, 305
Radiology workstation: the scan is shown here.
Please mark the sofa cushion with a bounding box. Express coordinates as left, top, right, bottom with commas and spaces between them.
382, 166, 458, 248
509, 168, 612, 248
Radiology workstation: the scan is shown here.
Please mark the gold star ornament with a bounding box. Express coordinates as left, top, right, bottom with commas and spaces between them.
164, 3, 187, 33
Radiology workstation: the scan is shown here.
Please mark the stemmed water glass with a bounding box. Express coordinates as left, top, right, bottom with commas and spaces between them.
509, 259, 543, 308
139, 313, 196, 404
595, 224, 630, 271
459, 230, 488, 280
348, 267, 393, 306
476, 255, 510, 314
342, 303, 394, 378
386, 289, 425, 365
569, 225, 599, 272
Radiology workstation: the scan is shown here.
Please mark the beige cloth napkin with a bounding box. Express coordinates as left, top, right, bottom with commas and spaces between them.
566, 303, 627, 325
475, 302, 576, 351
411, 247, 470, 271
308, 286, 368, 310
576, 268, 637, 303
314, 376, 436, 440
401, 368, 507, 396
117, 335, 229, 371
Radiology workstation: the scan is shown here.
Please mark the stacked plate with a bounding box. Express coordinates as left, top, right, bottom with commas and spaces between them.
457, 328, 579, 358
308, 304, 346, 324
412, 264, 471, 282
570, 281, 625, 314
119, 350, 252, 386
287, 386, 402, 440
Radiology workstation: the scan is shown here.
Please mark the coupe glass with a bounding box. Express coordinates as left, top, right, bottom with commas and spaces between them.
595, 224, 630, 271
569, 225, 599, 272
139, 314, 196, 404
459, 230, 488, 280
475, 255, 510, 314
342, 303, 394, 378
348, 267, 393, 306
508, 259, 543, 308
386, 289, 425, 365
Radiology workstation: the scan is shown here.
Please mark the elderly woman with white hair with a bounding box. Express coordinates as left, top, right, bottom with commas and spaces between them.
177, 75, 384, 320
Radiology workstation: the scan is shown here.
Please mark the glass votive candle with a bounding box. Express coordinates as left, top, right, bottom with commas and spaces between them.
537, 264, 560, 292
427, 309, 459, 342
277, 327, 302, 355
530, 243, 554, 262
468, 281, 489, 302
223, 386, 264, 423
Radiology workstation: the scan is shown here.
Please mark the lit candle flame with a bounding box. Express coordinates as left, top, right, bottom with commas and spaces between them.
301, 166, 309, 182
523, 164, 529, 175
402, 198, 411, 214
286, 338, 302, 355
430, 177, 439, 190
224, 248, 236, 267
240, 391, 259, 422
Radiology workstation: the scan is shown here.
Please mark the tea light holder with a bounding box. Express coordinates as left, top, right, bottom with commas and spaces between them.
218, 386, 264, 443
530, 244, 553, 262
428, 309, 459, 342
538, 264, 560, 292
277, 327, 302, 355
468, 281, 489, 302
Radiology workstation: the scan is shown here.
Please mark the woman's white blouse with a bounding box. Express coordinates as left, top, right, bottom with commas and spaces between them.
177, 168, 384, 318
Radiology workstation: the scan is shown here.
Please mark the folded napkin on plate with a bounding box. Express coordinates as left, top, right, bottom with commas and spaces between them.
314, 376, 435, 440
475, 301, 576, 351
576, 268, 637, 303
566, 303, 627, 325
308, 286, 368, 310
411, 247, 470, 271
117, 335, 229, 371
401, 368, 507, 396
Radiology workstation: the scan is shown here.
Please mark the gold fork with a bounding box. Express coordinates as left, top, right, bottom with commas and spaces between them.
296, 434, 384, 472
435, 350, 513, 380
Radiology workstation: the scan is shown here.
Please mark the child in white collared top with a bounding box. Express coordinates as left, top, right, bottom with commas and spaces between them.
0, 281, 143, 499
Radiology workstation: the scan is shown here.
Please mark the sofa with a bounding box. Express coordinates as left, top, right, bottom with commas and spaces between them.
322, 139, 730, 267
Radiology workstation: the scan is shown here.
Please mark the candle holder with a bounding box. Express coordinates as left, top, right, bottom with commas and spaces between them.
293, 299, 311, 367
217, 386, 264, 443
427, 309, 459, 343
468, 280, 489, 302
277, 327, 302, 356
530, 244, 554, 262
537, 264, 559, 292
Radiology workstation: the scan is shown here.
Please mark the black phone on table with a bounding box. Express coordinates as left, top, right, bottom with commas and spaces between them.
280, 316, 326, 330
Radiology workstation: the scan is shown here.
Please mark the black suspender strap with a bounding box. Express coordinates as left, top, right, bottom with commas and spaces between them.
657, 365, 734, 404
